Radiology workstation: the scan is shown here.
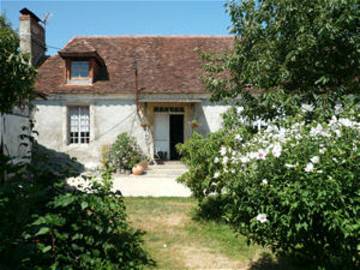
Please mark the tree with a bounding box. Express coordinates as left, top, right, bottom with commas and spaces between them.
0, 15, 36, 114
203, 0, 360, 102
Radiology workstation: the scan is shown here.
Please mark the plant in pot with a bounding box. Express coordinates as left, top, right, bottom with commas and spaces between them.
109, 133, 143, 174
132, 163, 145, 175
132, 159, 149, 176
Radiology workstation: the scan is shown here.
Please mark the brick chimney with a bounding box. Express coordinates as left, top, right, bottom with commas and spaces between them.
19, 8, 46, 66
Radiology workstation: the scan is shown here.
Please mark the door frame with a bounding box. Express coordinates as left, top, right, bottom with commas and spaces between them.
153, 110, 185, 160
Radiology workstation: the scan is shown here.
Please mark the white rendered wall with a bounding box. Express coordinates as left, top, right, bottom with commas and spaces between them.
0, 109, 31, 163
33, 96, 147, 168
193, 101, 230, 136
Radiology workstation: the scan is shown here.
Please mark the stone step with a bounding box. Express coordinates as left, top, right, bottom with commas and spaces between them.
148, 164, 187, 170
120, 175, 183, 181
147, 167, 187, 172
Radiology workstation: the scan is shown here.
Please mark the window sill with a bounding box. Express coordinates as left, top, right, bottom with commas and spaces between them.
67, 79, 92, 85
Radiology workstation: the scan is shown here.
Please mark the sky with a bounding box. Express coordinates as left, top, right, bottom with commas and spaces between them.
1, 0, 231, 55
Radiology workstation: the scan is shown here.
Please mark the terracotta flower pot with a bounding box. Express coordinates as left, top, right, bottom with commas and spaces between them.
132, 164, 144, 175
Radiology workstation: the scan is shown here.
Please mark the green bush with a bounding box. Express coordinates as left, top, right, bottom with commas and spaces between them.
24, 170, 152, 269
109, 133, 143, 171
179, 97, 360, 269
0, 151, 152, 269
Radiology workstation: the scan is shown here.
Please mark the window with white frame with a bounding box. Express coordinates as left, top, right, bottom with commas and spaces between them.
68, 106, 90, 144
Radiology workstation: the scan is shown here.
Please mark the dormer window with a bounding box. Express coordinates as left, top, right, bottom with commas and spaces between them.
71, 61, 89, 80
59, 40, 105, 85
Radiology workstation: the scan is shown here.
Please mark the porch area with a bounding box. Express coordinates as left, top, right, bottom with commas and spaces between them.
140, 99, 199, 161
112, 161, 191, 197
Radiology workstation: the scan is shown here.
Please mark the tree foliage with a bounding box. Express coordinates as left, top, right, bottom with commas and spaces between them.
203, 0, 360, 101
0, 15, 36, 113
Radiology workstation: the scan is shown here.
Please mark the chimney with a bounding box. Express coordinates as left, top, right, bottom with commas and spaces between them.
19, 8, 46, 66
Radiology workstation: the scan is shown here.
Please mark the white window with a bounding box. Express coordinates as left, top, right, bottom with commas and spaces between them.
68, 106, 90, 144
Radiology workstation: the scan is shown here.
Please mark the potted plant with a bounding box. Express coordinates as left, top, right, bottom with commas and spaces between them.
132, 163, 145, 175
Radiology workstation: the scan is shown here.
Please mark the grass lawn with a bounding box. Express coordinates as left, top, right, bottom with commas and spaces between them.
125, 197, 302, 270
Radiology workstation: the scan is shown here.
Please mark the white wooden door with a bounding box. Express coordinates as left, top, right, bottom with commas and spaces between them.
154, 113, 169, 157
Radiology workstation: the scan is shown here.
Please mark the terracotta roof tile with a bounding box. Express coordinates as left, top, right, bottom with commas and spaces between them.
35, 36, 233, 95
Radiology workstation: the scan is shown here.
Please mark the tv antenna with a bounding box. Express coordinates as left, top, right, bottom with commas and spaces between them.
42, 12, 52, 26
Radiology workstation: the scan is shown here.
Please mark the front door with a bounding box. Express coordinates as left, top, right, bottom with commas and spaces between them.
154, 113, 170, 159
169, 114, 184, 160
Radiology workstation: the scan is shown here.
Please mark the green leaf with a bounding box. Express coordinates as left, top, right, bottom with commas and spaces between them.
41, 245, 52, 253
81, 201, 89, 210
35, 227, 50, 236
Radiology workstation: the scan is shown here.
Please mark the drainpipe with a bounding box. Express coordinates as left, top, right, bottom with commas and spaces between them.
133, 56, 155, 163
0, 113, 4, 156
0, 113, 5, 184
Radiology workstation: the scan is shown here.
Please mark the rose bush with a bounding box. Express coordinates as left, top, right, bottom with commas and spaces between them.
179, 96, 360, 269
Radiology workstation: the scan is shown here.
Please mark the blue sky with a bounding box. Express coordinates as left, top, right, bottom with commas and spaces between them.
1, 0, 231, 55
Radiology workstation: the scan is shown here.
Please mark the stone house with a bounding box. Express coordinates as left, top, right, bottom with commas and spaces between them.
24, 9, 233, 167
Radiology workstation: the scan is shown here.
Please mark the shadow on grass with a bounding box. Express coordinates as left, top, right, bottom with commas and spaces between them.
248, 252, 313, 270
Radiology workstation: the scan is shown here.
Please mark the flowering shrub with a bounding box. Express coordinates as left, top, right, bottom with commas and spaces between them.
109, 133, 144, 171
179, 97, 360, 268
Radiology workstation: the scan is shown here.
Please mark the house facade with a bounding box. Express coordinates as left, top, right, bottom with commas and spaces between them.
24, 9, 233, 167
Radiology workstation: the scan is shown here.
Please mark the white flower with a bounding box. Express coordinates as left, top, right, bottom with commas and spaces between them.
310, 156, 320, 164
213, 171, 220, 179
214, 157, 220, 163
222, 156, 229, 165
329, 115, 338, 126
310, 124, 330, 137
255, 213, 268, 223
319, 147, 326, 154
304, 162, 314, 173
248, 151, 258, 160
301, 103, 314, 113
334, 129, 342, 137
272, 143, 282, 158
339, 118, 353, 128
256, 149, 268, 160
334, 103, 343, 115
163, 244, 167, 248
220, 146, 227, 156
261, 179, 268, 185
240, 156, 250, 163
236, 106, 244, 114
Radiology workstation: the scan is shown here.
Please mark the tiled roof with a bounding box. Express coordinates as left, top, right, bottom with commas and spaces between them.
35, 36, 233, 95
59, 40, 97, 55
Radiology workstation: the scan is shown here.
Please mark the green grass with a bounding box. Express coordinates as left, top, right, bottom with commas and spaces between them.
125, 197, 307, 270
124, 197, 274, 269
